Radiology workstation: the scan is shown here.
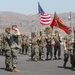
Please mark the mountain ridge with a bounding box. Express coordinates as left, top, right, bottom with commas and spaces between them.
0, 11, 75, 35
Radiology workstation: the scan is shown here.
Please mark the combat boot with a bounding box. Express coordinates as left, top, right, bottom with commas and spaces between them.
5, 67, 12, 71
54, 56, 57, 60
58, 56, 61, 60
42, 58, 45, 61
46, 55, 49, 60
63, 62, 66, 68
50, 58, 53, 60
72, 67, 75, 70
34, 59, 37, 62
12, 68, 20, 72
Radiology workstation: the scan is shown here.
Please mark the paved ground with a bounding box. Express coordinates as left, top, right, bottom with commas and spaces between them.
0, 46, 75, 75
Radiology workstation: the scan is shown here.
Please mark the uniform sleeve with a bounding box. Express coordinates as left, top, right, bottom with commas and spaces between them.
63, 36, 67, 43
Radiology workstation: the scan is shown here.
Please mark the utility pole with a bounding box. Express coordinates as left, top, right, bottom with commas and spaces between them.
69, 11, 72, 28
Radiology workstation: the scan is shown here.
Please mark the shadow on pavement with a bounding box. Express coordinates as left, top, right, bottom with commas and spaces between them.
57, 66, 73, 70
0, 68, 5, 70
26, 58, 33, 61
0, 68, 12, 72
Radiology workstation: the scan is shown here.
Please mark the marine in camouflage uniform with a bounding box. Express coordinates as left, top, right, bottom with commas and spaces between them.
4, 25, 21, 72
10, 25, 21, 72
53, 31, 61, 60
22, 35, 27, 54
38, 35, 46, 61
31, 32, 39, 61
26, 36, 31, 55
63, 27, 74, 68
18, 35, 22, 54
45, 34, 53, 60
0, 36, 2, 55
3, 27, 11, 71
22, 35, 30, 55
1, 33, 5, 55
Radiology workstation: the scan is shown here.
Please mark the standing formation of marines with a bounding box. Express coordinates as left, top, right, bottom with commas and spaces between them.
0, 25, 75, 72
0, 28, 62, 62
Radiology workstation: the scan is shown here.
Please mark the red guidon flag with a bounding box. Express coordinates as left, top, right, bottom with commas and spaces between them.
56, 17, 68, 33
50, 13, 57, 29
50, 13, 71, 34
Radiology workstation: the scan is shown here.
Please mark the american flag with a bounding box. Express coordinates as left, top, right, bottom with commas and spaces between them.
38, 2, 52, 25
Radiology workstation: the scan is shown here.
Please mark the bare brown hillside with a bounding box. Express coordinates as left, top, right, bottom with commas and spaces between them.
0, 11, 75, 36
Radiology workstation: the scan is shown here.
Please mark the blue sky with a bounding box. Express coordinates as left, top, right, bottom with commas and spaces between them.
0, 0, 75, 15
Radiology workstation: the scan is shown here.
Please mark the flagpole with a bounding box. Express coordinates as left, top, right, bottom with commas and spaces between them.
40, 24, 43, 36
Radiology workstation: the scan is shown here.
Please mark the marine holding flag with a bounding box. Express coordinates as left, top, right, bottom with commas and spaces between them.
63, 27, 74, 69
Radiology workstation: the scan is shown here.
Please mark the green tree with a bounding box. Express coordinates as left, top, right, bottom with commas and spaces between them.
44, 27, 52, 34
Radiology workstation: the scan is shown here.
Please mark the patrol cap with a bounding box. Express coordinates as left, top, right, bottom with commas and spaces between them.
31, 32, 36, 37
12, 25, 17, 28
5, 27, 11, 32
31, 32, 35, 35
40, 31, 42, 36
47, 33, 51, 36
55, 30, 58, 34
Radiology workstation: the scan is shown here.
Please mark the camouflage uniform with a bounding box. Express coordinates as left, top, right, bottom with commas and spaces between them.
31, 35, 39, 61
63, 34, 73, 67
18, 35, 22, 54
38, 36, 45, 61
3, 32, 11, 68
22, 35, 27, 54
45, 34, 53, 60
53, 31, 61, 59
4, 26, 21, 72
0, 36, 2, 55
1, 34, 5, 55
10, 30, 21, 69
22, 36, 30, 55
26, 37, 31, 55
